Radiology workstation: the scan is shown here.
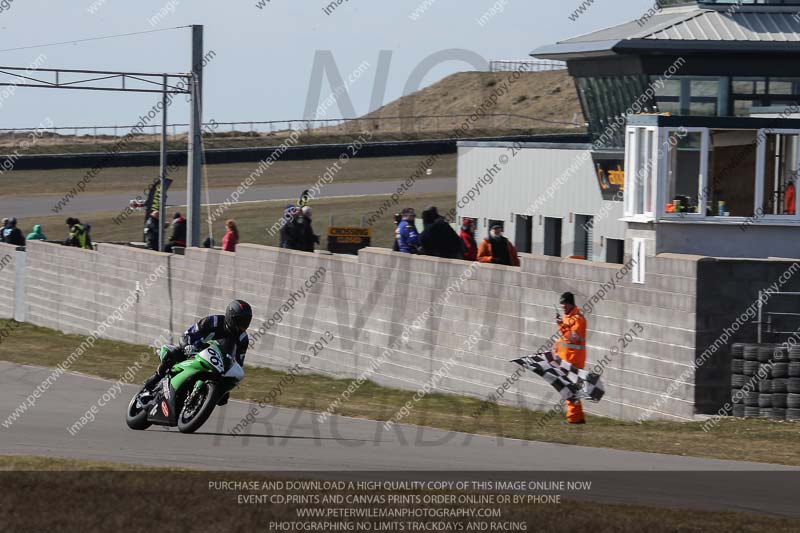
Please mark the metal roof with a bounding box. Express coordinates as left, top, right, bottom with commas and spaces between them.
532, 8, 800, 59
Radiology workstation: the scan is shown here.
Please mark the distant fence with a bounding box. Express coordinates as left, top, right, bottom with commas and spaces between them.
489, 60, 567, 73
0, 113, 578, 143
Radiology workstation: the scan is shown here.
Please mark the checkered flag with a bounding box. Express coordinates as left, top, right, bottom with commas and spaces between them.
512, 352, 605, 403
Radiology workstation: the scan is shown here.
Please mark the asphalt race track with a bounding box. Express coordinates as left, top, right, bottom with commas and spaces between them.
0, 177, 457, 218
1, 361, 799, 517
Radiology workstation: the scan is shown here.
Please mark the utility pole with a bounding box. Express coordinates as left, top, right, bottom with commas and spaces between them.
187, 24, 204, 247
159, 75, 168, 252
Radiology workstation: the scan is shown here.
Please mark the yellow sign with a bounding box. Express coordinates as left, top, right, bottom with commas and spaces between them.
327, 227, 371, 255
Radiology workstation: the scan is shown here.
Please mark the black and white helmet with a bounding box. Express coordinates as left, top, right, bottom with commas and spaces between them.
225, 300, 253, 335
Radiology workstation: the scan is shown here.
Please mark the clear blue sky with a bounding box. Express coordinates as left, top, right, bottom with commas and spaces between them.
0, 0, 655, 129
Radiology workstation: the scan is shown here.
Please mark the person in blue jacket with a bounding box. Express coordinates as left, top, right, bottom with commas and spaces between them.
396, 208, 420, 254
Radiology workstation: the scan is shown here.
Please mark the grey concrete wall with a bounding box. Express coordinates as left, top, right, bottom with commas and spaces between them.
16, 240, 701, 422
0, 243, 16, 319
658, 223, 800, 259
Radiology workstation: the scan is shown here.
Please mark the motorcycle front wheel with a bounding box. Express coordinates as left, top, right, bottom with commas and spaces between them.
177, 381, 219, 434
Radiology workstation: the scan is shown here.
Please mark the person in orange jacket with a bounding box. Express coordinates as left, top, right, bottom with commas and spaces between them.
555, 291, 587, 424
477, 224, 520, 266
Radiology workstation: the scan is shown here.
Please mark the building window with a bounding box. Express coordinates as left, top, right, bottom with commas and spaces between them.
732, 77, 800, 116
758, 131, 800, 219
650, 76, 720, 117
664, 130, 708, 217
606, 239, 625, 265
708, 130, 758, 217
624, 126, 656, 218
543, 217, 562, 257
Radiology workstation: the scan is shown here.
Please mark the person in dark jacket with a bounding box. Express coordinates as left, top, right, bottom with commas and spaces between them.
2, 218, 25, 246
144, 211, 160, 251
392, 213, 402, 252
165, 212, 186, 253
419, 206, 463, 259
460, 218, 478, 261
0, 218, 8, 243
297, 206, 320, 253
279, 205, 302, 250
142, 300, 253, 395
477, 224, 520, 266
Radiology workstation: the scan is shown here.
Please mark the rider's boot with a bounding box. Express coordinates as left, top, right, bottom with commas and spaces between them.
143, 372, 161, 391
217, 392, 230, 406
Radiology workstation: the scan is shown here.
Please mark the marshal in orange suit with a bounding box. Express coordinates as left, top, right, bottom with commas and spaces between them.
555, 292, 587, 424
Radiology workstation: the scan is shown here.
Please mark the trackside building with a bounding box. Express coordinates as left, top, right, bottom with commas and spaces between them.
457, 0, 800, 414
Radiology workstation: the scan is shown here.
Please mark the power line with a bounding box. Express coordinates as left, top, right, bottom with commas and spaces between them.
0, 26, 192, 54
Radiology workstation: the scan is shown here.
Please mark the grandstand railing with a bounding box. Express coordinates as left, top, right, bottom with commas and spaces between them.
488, 60, 567, 73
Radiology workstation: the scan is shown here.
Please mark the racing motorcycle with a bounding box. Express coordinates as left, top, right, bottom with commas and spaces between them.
125, 340, 244, 434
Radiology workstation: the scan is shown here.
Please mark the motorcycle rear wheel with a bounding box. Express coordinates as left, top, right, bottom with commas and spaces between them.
125, 389, 153, 431
178, 381, 219, 434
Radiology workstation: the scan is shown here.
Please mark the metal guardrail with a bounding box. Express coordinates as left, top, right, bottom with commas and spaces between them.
489, 60, 567, 73
0, 113, 579, 142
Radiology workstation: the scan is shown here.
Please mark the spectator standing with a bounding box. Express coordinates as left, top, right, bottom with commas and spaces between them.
144, 210, 160, 251
297, 206, 320, 253
419, 206, 463, 259
460, 218, 478, 261
396, 208, 420, 254
392, 213, 402, 252
477, 224, 520, 266
222, 219, 239, 252
26, 224, 47, 241
2, 218, 25, 246
279, 205, 301, 250
65, 218, 92, 249
165, 212, 187, 252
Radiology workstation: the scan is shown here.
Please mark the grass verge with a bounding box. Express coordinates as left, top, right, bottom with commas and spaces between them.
1, 456, 796, 531
1, 320, 799, 466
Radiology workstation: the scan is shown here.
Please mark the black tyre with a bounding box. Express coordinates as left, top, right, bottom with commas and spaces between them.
774, 347, 789, 363
177, 381, 220, 434
772, 408, 787, 421
759, 408, 774, 419
743, 344, 759, 361
758, 379, 772, 393
773, 363, 789, 378
757, 345, 775, 363
788, 378, 800, 394
790, 346, 800, 362
743, 361, 760, 377
788, 394, 800, 410
773, 378, 789, 393
787, 408, 800, 421
731, 343, 744, 358
789, 363, 800, 378
731, 359, 745, 374
758, 394, 772, 408
772, 393, 788, 409
125, 389, 153, 431
732, 404, 745, 418
731, 374, 746, 388
744, 391, 760, 407
744, 406, 760, 418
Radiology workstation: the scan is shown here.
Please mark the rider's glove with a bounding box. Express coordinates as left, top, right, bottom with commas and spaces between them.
184, 344, 200, 356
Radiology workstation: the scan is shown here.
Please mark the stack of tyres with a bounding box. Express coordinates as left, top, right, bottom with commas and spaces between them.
772, 347, 789, 420
730, 343, 746, 418
788, 346, 800, 421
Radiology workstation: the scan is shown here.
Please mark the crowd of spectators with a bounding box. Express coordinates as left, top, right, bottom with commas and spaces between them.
393, 206, 520, 267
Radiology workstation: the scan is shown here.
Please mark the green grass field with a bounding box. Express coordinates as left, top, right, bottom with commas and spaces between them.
2, 320, 799, 467
4, 153, 455, 198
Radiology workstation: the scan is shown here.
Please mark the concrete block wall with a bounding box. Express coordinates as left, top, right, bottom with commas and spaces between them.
16, 240, 705, 421
0, 243, 17, 319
